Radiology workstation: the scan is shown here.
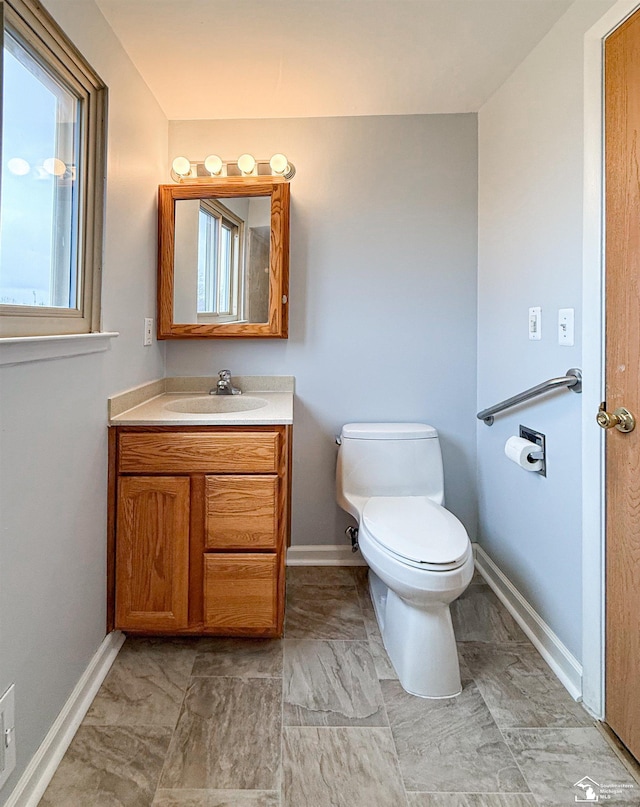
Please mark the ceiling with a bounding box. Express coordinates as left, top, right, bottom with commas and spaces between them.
95, 0, 573, 120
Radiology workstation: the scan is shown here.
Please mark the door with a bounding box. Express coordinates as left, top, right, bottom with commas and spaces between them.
115, 476, 191, 631
604, 9, 640, 762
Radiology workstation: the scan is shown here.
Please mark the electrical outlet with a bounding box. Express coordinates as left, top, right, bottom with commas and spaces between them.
0, 684, 16, 790
529, 307, 541, 340
144, 318, 153, 346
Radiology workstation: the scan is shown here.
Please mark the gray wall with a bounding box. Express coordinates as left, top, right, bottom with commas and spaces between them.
0, 0, 167, 798
167, 115, 478, 547
476, 0, 615, 662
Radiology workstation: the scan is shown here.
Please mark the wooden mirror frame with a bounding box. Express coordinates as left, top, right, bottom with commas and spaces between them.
157, 178, 290, 338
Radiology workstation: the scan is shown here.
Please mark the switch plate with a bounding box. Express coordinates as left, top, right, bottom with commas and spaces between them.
529, 307, 542, 340
143, 318, 153, 346
0, 684, 16, 789
558, 308, 574, 346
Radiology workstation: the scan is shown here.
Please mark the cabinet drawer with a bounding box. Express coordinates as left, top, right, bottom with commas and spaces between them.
204, 553, 278, 630
118, 431, 279, 474
205, 475, 278, 550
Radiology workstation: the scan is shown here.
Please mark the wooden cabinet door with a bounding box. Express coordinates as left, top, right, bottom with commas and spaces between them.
204, 553, 279, 632
115, 476, 190, 631
205, 475, 278, 550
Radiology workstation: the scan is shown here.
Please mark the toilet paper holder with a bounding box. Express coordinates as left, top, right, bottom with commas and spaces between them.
519, 425, 546, 477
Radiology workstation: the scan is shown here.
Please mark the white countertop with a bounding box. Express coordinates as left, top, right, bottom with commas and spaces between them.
109, 377, 294, 426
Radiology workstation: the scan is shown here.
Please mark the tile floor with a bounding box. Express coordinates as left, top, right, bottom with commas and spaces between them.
39, 567, 639, 807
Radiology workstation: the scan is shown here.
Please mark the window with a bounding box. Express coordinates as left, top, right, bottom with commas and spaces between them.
0, 0, 106, 337
197, 200, 243, 323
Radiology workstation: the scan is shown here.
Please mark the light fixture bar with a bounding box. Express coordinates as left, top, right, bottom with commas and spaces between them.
170, 154, 296, 183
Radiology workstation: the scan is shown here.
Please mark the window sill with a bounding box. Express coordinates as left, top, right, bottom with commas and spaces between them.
0, 332, 119, 367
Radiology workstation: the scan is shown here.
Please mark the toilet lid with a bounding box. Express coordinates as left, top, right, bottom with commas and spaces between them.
362, 497, 469, 566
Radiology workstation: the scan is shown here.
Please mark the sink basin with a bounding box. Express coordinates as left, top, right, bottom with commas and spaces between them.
164, 396, 268, 414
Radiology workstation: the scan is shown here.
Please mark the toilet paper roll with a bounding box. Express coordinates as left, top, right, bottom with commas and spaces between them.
504, 436, 543, 472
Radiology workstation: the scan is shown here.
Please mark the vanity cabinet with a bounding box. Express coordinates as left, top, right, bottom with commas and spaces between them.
108, 425, 291, 637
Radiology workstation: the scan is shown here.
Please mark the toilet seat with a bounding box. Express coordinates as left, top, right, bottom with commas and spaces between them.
362, 496, 470, 571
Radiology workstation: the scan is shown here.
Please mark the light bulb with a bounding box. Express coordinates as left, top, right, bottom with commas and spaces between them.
204, 154, 223, 175
237, 153, 256, 175
43, 157, 66, 176
172, 156, 192, 177
269, 153, 289, 175
7, 157, 30, 176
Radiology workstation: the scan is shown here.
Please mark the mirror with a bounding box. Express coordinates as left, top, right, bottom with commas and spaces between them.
157, 179, 290, 338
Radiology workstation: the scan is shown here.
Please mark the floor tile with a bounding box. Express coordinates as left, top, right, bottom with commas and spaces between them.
468, 568, 487, 586
285, 583, 367, 639
192, 638, 283, 679
407, 795, 537, 806
84, 639, 198, 727
39, 725, 172, 807
461, 642, 593, 728
382, 679, 528, 793
352, 564, 371, 595
44, 567, 628, 807
504, 727, 639, 806
356, 580, 380, 637
283, 639, 387, 726
287, 566, 360, 587
160, 677, 281, 790
451, 585, 527, 643
283, 726, 407, 807
354, 569, 400, 679
351, 565, 369, 584
368, 631, 399, 680
152, 791, 280, 806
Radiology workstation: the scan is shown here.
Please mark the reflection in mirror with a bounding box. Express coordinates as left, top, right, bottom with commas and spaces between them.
173, 195, 271, 325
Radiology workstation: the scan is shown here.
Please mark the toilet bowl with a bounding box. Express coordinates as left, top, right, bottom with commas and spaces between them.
336, 423, 473, 698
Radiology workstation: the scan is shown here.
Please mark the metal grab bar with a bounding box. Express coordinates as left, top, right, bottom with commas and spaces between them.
477, 368, 582, 425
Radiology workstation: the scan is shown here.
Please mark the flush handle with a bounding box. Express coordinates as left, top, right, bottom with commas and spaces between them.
597, 402, 636, 433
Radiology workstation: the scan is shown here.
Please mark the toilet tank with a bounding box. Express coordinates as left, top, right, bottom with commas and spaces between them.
336, 423, 445, 512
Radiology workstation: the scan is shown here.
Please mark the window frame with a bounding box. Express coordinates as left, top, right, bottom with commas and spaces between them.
197, 198, 244, 324
0, 0, 107, 337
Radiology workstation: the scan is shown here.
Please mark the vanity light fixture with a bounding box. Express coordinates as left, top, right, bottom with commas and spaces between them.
269, 153, 295, 180
204, 154, 223, 176
171, 156, 192, 178
169, 154, 296, 182
237, 153, 257, 175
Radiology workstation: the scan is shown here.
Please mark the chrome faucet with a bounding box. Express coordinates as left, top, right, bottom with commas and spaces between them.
211, 369, 242, 395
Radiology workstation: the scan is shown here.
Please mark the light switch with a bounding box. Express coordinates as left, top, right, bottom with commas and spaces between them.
0, 684, 16, 789
558, 308, 574, 346
144, 318, 153, 346
529, 307, 541, 341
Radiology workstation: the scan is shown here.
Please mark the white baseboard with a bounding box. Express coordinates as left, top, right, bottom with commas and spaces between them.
287, 544, 367, 566
473, 543, 583, 701
5, 631, 125, 807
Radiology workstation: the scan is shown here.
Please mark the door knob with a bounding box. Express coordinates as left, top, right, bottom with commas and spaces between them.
597, 402, 636, 433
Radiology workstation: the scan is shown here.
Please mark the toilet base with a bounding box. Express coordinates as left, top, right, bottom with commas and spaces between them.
369, 571, 462, 698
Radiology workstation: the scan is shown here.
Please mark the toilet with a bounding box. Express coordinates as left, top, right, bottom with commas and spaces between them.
336, 422, 474, 698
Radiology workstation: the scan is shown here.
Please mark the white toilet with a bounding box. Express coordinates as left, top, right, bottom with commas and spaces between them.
336, 422, 474, 698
